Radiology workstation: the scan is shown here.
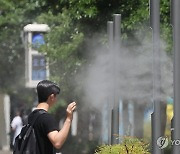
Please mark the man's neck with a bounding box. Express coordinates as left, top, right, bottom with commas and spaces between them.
36, 102, 49, 111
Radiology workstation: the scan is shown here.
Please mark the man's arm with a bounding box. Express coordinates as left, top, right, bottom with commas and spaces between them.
47, 102, 76, 149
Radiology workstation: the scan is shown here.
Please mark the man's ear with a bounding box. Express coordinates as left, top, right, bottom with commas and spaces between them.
49, 94, 55, 100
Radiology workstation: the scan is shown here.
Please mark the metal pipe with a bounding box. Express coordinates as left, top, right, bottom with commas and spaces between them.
107, 21, 114, 144
150, 0, 162, 153
111, 14, 121, 144
172, 0, 180, 153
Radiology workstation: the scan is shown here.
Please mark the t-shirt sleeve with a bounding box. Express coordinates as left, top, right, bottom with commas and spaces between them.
11, 117, 21, 129
11, 118, 16, 129
39, 113, 59, 135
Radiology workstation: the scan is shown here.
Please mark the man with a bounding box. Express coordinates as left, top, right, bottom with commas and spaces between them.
11, 110, 23, 146
28, 80, 76, 154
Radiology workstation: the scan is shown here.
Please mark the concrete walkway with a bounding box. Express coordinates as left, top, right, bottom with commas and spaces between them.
0, 150, 12, 154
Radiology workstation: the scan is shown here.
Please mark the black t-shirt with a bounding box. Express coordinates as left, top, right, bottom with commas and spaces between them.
28, 109, 59, 154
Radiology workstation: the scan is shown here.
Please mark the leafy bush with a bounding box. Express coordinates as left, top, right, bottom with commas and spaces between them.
95, 136, 150, 154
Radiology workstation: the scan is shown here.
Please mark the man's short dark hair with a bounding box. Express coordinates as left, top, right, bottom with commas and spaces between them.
37, 80, 60, 103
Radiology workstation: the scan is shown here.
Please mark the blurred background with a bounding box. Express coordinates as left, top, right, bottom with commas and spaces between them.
0, 0, 173, 153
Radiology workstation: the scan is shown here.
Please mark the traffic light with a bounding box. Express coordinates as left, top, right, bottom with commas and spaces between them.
23, 23, 50, 88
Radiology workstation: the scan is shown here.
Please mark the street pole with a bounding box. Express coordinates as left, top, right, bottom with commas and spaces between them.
107, 21, 114, 144
150, 0, 162, 153
172, 0, 180, 153
111, 14, 121, 144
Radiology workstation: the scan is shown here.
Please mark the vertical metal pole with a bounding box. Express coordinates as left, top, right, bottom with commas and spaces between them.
119, 100, 124, 142
107, 101, 113, 144
128, 101, 134, 136
172, 0, 180, 153
150, 0, 162, 153
113, 14, 121, 51
112, 14, 121, 144
101, 102, 109, 143
107, 21, 114, 144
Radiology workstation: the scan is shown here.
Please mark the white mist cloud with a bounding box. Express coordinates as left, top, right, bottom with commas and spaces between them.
76, 33, 173, 108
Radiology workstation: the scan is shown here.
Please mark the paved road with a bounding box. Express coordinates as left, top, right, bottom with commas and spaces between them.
0, 150, 12, 154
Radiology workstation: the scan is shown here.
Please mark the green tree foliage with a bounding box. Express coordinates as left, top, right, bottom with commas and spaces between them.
0, 0, 24, 92
95, 137, 150, 154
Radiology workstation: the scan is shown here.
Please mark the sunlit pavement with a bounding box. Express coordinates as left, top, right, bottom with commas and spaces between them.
0, 150, 12, 154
